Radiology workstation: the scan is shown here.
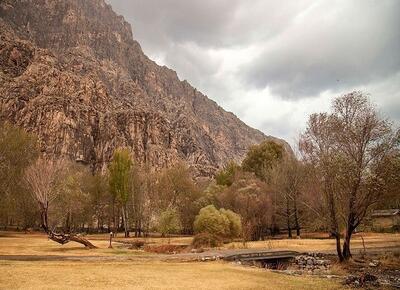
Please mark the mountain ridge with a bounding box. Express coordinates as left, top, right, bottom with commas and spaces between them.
0, 0, 289, 176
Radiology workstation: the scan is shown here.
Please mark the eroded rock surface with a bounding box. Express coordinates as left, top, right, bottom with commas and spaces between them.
0, 0, 288, 176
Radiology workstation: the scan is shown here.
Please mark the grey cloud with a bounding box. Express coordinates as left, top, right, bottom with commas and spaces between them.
106, 0, 313, 51
260, 118, 296, 142
241, 0, 400, 99
106, 0, 400, 144
163, 43, 221, 86
366, 72, 400, 124
107, 0, 240, 49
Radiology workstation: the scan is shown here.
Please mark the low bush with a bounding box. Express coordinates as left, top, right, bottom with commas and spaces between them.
192, 232, 223, 249
144, 244, 187, 254
193, 205, 242, 239
129, 240, 145, 249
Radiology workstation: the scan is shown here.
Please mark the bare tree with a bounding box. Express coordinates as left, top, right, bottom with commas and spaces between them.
271, 157, 305, 238
24, 158, 96, 249
217, 171, 272, 241
300, 92, 399, 261
155, 162, 201, 235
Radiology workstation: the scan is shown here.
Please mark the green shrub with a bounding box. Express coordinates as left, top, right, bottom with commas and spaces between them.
194, 205, 230, 237
193, 205, 242, 239
220, 208, 242, 238
157, 208, 181, 236
215, 161, 240, 186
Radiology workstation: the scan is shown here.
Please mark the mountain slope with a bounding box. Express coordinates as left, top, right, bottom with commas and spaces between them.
0, 0, 287, 176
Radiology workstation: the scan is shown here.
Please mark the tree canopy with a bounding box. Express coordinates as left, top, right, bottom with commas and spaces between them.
300, 91, 399, 261
242, 140, 284, 181
194, 205, 241, 239
109, 148, 133, 237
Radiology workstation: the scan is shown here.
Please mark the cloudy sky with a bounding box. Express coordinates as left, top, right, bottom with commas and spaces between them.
107, 0, 400, 145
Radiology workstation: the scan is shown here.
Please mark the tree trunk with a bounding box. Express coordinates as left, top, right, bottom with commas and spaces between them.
326, 187, 344, 262
342, 227, 353, 260
134, 220, 139, 237
65, 211, 72, 233
39, 203, 97, 249
287, 223, 292, 238
286, 197, 292, 238
271, 214, 278, 236
126, 208, 129, 237
48, 231, 97, 249
40, 204, 49, 232
117, 208, 122, 231
293, 194, 301, 238
138, 219, 142, 237
112, 201, 117, 237
121, 206, 129, 238
334, 232, 344, 262
343, 191, 357, 260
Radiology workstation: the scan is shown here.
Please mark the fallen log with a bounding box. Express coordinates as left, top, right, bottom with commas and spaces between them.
48, 231, 97, 249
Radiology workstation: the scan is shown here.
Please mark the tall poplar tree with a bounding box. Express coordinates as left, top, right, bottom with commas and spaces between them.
109, 148, 132, 238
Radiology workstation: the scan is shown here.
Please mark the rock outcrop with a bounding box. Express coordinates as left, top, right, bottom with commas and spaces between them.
0, 0, 288, 176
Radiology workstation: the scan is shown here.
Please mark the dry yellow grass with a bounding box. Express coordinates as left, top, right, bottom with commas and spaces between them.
0, 260, 346, 290
226, 233, 400, 253
0, 232, 170, 256
0, 233, 124, 257
113, 235, 193, 246
1, 232, 398, 257
3, 232, 398, 289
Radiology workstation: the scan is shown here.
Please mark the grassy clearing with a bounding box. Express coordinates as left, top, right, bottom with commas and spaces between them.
0, 232, 400, 256
0, 232, 398, 257
0, 232, 171, 258
1, 232, 398, 289
109, 232, 400, 253
225, 233, 400, 253
0, 260, 345, 290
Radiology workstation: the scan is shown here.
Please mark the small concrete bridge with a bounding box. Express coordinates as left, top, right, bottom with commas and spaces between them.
223, 249, 299, 262
199, 249, 300, 269
191, 248, 299, 268
0, 249, 299, 267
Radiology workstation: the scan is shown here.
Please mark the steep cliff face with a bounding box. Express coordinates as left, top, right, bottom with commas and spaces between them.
0, 0, 287, 176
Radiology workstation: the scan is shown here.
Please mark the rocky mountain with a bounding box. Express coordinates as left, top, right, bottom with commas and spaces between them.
0, 0, 288, 176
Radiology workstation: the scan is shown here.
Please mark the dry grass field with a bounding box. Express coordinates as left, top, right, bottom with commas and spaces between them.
0, 232, 122, 257
1, 232, 398, 257
0, 232, 347, 289
226, 232, 400, 253
1, 232, 399, 289
0, 260, 347, 290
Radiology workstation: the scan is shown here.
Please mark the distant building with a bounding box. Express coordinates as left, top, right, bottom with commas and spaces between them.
371, 209, 400, 231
